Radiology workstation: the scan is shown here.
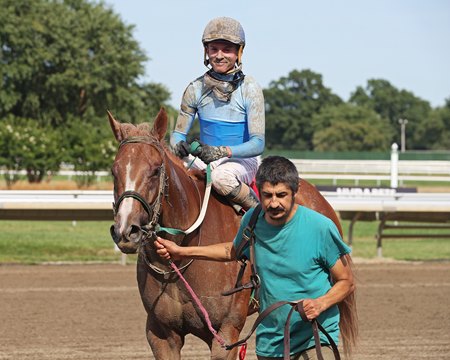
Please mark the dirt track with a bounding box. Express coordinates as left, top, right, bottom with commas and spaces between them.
1, 261, 449, 360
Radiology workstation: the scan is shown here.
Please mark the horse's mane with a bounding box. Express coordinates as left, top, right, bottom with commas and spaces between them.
120, 122, 153, 137
121, 122, 205, 182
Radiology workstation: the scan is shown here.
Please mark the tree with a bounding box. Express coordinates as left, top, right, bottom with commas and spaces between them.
0, 0, 173, 183
312, 104, 392, 151
349, 79, 431, 150
62, 118, 116, 187
264, 69, 342, 150
414, 98, 450, 150
0, 117, 63, 186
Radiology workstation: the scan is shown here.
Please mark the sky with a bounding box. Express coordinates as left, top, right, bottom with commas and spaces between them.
104, 0, 450, 109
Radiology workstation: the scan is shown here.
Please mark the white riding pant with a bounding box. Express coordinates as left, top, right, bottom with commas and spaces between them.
184, 155, 260, 196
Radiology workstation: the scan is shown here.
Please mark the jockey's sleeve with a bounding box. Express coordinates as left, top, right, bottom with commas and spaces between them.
228, 134, 265, 158
228, 78, 265, 158
170, 84, 197, 147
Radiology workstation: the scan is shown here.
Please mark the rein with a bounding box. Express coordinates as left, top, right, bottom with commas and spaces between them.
225, 300, 340, 360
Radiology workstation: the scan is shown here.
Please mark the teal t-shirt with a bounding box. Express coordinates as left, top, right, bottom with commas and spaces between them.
233, 205, 351, 357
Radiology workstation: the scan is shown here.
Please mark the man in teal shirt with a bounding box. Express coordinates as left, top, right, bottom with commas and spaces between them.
155, 156, 356, 359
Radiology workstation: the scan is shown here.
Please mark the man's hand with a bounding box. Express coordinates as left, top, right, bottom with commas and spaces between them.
297, 298, 326, 321
173, 141, 190, 158
194, 144, 231, 164
154, 237, 183, 261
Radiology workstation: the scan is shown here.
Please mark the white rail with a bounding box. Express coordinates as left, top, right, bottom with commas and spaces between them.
292, 159, 450, 175
1, 190, 449, 218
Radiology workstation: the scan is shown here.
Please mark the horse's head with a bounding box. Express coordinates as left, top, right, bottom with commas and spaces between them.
108, 108, 169, 254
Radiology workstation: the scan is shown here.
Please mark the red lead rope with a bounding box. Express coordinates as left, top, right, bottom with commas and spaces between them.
239, 343, 247, 360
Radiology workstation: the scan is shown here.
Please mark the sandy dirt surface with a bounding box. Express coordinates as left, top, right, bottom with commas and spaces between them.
1, 261, 449, 360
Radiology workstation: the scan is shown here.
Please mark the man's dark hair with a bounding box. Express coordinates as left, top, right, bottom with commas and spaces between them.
256, 156, 299, 194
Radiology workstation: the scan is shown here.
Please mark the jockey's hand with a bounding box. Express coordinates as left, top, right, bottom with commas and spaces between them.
173, 141, 190, 158
154, 237, 183, 261
195, 144, 231, 164
297, 298, 326, 321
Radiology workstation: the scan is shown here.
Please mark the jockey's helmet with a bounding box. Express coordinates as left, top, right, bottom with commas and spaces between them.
202, 17, 245, 68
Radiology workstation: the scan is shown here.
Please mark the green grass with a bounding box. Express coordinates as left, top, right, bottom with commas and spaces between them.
0, 220, 127, 264
340, 220, 450, 261
0, 219, 449, 264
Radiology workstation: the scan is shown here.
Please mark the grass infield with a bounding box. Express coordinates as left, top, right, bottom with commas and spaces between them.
0, 219, 449, 264
1, 179, 448, 264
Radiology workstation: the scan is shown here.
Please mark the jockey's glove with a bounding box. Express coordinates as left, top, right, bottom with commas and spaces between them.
193, 143, 231, 164
173, 141, 190, 158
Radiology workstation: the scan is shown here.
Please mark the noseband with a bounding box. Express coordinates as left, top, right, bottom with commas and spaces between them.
113, 136, 167, 235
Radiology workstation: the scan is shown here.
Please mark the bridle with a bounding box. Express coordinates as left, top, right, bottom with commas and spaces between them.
111, 135, 215, 276
112, 136, 168, 247
111, 136, 205, 276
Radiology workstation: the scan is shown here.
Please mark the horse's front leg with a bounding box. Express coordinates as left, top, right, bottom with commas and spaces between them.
146, 315, 184, 360
209, 323, 241, 360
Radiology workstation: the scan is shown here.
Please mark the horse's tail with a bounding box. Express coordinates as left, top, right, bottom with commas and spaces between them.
338, 254, 359, 357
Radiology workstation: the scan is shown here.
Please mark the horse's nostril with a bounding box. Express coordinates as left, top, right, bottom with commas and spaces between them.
110, 224, 120, 245
128, 225, 142, 243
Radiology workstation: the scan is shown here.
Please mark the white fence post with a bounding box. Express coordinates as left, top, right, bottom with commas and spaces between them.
390, 143, 399, 188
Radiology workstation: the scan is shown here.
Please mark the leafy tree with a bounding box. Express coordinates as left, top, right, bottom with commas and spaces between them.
264, 69, 342, 150
312, 104, 392, 151
415, 98, 450, 150
349, 79, 431, 150
0, 117, 63, 186
62, 118, 116, 187
0, 0, 173, 183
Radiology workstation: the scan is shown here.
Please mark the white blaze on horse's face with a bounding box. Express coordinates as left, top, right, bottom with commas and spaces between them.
118, 160, 136, 234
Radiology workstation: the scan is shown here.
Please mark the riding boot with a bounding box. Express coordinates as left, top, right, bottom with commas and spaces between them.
225, 182, 260, 214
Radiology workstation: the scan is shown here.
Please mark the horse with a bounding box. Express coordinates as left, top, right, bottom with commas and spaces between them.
108, 108, 357, 359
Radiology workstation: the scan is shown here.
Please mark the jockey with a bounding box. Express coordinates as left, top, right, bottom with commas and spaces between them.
170, 17, 265, 212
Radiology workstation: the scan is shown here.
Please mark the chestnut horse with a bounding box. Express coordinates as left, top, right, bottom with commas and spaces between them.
108, 108, 357, 359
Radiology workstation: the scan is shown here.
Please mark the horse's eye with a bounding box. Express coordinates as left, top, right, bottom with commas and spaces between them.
152, 167, 161, 177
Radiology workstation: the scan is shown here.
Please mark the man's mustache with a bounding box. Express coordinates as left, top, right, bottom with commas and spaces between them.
267, 206, 284, 213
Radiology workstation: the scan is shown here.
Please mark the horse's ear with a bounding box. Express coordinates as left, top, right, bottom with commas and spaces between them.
151, 107, 168, 141
107, 110, 124, 142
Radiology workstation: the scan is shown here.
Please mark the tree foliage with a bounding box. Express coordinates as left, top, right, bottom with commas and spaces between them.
0, 117, 63, 186
0, 0, 173, 184
62, 117, 116, 187
312, 104, 392, 151
264, 69, 342, 150
414, 98, 450, 150
349, 79, 431, 150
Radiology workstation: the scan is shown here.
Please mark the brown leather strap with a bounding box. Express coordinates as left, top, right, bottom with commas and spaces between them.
234, 204, 262, 259
225, 300, 290, 350
295, 301, 340, 360
225, 300, 341, 360
222, 204, 262, 297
